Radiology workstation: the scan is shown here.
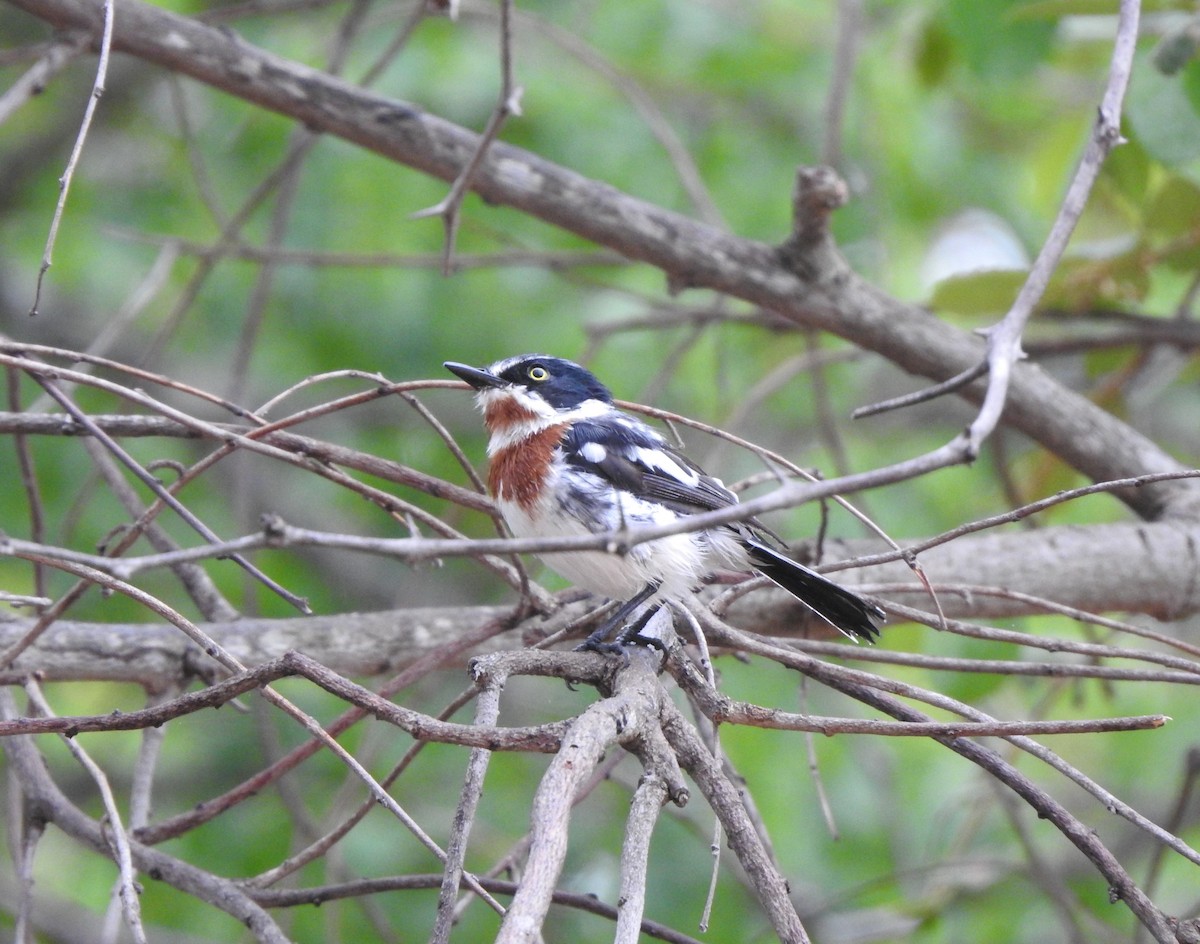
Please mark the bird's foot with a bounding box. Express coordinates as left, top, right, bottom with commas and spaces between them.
575, 604, 665, 656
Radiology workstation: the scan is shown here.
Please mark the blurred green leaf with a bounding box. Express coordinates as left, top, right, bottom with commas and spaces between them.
1146, 175, 1200, 238
1099, 133, 1152, 210
1050, 250, 1152, 310
915, 17, 955, 88
1160, 240, 1200, 272
1013, 0, 1193, 17
1127, 51, 1200, 166
1153, 23, 1200, 75
929, 269, 1026, 315
940, 0, 1056, 80
1182, 57, 1200, 113
1083, 343, 1136, 380
1012, 0, 1117, 16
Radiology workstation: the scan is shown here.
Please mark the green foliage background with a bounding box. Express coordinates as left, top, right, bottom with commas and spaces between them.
2, 0, 1199, 942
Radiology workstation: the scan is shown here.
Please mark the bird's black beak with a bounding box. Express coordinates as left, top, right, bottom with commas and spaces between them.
444, 361, 505, 391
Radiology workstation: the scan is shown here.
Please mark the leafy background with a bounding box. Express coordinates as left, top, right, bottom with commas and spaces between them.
2, 0, 1199, 941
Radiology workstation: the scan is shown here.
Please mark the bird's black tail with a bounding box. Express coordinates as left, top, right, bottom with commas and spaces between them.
744, 539, 883, 643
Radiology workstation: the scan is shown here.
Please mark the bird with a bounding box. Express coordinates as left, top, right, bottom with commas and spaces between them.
445, 354, 883, 651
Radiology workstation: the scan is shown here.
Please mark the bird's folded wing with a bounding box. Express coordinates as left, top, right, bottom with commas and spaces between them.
562, 420, 737, 516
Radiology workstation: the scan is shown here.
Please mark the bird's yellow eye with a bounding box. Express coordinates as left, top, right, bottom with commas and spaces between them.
527, 365, 549, 382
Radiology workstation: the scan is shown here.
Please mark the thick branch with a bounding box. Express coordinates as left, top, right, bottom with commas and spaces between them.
752, 520, 1200, 625
0, 605, 538, 687
5, 0, 1198, 519
4, 512, 1200, 689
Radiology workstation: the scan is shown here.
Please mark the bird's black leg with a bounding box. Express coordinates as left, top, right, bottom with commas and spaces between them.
614, 604, 667, 651
575, 581, 661, 654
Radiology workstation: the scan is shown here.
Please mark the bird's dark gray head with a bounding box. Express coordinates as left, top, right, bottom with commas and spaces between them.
445, 354, 613, 412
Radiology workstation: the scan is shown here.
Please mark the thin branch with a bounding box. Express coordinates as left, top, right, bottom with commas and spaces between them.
22, 681, 147, 944
79, 434, 238, 621
413, 0, 523, 273
852, 358, 989, 419
250, 684, 480, 889
877, 595, 1200, 670
1139, 748, 1200, 943
246, 872, 706, 944
106, 229, 628, 269
509, 6, 723, 227
846, 468, 1200, 573
0, 651, 572, 751
28, 373, 308, 613
665, 641, 1170, 737
615, 769, 670, 944
0, 552, 506, 911
431, 674, 506, 944
661, 697, 811, 944
820, 0, 862, 171
135, 609, 530, 844
0, 32, 87, 125
721, 632, 1180, 940
30, 0, 113, 314
0, 355, 545, 601
961, 0, 1140, 456
990, 780, 1097, 944
6, 368, 47, 601
0, 692, 292, 943
700, 614, 1200, 879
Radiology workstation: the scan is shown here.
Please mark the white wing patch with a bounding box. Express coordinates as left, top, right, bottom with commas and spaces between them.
631, 446, 700, 486
579, 441, 607, 464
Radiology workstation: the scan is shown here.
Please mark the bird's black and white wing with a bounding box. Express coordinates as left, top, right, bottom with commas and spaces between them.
561, 419, 737, 516
561, 415, 884, 642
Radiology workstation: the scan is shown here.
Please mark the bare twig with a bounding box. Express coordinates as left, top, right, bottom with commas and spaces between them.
106, 229, 627, 269
493, 672, 628, 943
0, 552, 505, 910
661, 697, 811, 944
6, 367, 47, 601
413, 0, 523, 273
250, 684, 481, 889
22, 680, 147, 944
820, 0, 862, 171
990, 781, 1096, 944
12, 768, 46, 944
431, 672, 507, 943
961, 0, 1140, 456
0, 692, 292, 943
246, 872, 706, 943
80, 435, 239, 621
135, 610, 529, 844
845, 468, 1200, 572
30, 0, 113, 314
29, 373, 308, 613
0, 34, 87, 125
1138, 748, 1200, 944
0, 354, 546, 603
852, 359, 989, 419
699, 613, 1200, 885
510, 6, 723, 227
615, 770, 671, 944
